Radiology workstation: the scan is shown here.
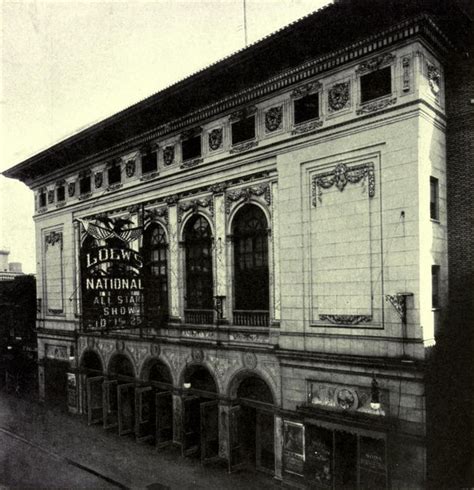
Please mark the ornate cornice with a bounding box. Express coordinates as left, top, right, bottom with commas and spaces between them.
312, 162, 375, 207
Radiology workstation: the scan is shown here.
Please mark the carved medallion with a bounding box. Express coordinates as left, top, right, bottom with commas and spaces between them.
328, 82, 350, 112
336, 388, 358, 410
151, 344, 160, 357
242, 352, 257, 369
163, 146, 175, 166
86, 337, 95, 349
68, 182, 76, 197
94, 172, 103, 189
208, 128, 223, 151
265, 106, 283, 132
116, 340, 125, 352
126, 159, 136, 178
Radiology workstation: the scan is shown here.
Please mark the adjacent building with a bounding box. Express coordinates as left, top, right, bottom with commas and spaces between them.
3, 0, 473, 487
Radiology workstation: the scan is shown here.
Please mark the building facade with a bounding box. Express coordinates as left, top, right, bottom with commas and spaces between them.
4, 1, 472, 488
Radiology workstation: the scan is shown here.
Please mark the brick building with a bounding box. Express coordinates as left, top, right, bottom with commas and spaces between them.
3, 0, 472, 487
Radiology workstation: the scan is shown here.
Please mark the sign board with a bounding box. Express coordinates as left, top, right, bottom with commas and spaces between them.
79, 217, 145, 331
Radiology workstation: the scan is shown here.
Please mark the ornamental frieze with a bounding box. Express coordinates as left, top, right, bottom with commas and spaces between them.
229, 105, 257, 122
178, 197, 214, 222
208, 128, 223, 151
264, 106, 283, 133
312, 162, 375, 207
356, 97, 397, 115
229, 332, 268, 343
182, 329, 216, 340
145, 207, 168, 225
291, 81, 321, 98
225, 182, 271, 214
319, 314, 372, 325
328, 81, 350, 112
356, 52, 395, 74
230, 140, 258, 154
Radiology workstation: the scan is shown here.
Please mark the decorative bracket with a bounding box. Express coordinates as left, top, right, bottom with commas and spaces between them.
385, 292, 413, 325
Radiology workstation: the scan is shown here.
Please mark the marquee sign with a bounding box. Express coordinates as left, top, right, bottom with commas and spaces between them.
79, 217, 145, 332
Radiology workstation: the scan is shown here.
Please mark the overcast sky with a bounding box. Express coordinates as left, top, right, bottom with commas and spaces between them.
0, 0, 329, 273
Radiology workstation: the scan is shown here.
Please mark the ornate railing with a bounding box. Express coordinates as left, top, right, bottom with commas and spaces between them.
233, 310, 269, 327
184, 309, 214, 325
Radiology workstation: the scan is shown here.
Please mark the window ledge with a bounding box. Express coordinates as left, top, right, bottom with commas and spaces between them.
230, 140, 258, 154
292, 119, 323, 135
356, 96, 397, 115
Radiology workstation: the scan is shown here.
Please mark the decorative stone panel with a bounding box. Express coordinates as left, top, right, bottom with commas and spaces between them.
225, 183, 271, 215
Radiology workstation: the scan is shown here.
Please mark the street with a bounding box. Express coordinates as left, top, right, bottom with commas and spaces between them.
0, 393, 279, 489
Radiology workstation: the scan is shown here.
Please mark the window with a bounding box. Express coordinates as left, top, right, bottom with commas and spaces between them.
184, 215, 213, 309
432, 265, 440, 308
233, 204, 269, 314
294, 93, 319, 125
430, 177, 439, 220
182, 135, 201, 161
39, 189, 47, 208
143, 224, 168, 323
108, 163, 121, 185
56, 185, 65, 202
79, 175, 91, 195
232, 115, 256, 145
360, 66, 392, 103
141, 150, 157, 174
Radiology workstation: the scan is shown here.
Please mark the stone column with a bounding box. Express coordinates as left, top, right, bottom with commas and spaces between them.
214, 193, 227, 320
168, 204, 181, 321
274, 414, 283, 480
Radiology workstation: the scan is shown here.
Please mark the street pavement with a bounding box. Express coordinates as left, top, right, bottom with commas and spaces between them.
0, 393, 280, 489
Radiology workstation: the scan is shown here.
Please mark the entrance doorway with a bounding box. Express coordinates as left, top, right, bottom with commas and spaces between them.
106, 353, 135, 436
80, 350, 104, 425
228, 374, 275, 474
181, 364, 219, 463
138, 358, 173, 446
44, 358, 69, 410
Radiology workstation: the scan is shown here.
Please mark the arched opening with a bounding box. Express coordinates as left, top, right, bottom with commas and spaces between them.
105, 353, 136, 436
181, 363, 219, 461
228, 372, 275, 474
184, 215, 214, 324
232, 204, 269, 326
143, 224, 168, 325
80, 350, 103, 376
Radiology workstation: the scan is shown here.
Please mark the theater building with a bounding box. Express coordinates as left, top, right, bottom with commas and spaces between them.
4, 1, 473, 488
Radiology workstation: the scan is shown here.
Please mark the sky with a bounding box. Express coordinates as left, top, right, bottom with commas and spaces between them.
0, 0, 330, 274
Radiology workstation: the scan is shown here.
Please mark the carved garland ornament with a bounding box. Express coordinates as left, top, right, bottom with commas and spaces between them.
177, 197, 214, 222
312, 162, 375, 207
402, 57, 411, 93
225, 183, 271, 214
356, 97, 397, 115
356, 53, 395, 74
319, 314, 372, 325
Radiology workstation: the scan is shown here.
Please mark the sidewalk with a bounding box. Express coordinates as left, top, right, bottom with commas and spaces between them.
0, 393, 280, 489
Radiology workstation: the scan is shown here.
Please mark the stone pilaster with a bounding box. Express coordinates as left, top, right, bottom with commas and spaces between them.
73, 220, 81, 317
168, 205, 181, 320
271, 181, 281, 323
274, 414, 283, 480
172, 393, 182, 444
214, 193, 227, 319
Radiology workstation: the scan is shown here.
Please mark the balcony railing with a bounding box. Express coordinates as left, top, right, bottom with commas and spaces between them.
233, 310, 269, 327
184, 309, 214, 325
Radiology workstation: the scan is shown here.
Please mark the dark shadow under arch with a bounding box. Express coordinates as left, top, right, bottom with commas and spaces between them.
108, 353, 135, 380
80, 350, 103, 375
183, 364, 217, 393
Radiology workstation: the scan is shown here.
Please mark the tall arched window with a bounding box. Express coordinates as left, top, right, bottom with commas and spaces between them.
184, 215, 213, 314
143, 224, 168, 323
233, 204, 269, 325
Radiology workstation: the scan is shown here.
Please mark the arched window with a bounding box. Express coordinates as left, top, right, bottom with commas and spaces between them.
233, 205, 269, 323
184, 215, 213, 312
143, 224, 168, 323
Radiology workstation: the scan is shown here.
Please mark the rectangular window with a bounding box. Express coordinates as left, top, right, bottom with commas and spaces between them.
430, 177, 439, 220
432, 265, 440, 308
141, 151, 157, 174
294, 93, 319, 125
182, 135, 201, 161
39, 190, 47, 208
360, 66, 392, 103
232, 115, 256, 145
79, 175, 91, 195
108, 164, 121, 185
56, 185, 65, 202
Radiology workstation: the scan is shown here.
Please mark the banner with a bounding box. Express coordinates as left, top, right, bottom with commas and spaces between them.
79, 217, 145, 331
